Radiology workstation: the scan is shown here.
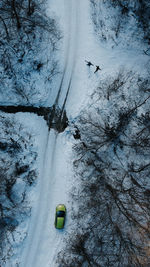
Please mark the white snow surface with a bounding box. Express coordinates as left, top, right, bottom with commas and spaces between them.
6, 0, 149, 266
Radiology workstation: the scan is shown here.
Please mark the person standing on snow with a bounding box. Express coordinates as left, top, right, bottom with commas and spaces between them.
85, 60, 94, 67
94, 65, 101, 73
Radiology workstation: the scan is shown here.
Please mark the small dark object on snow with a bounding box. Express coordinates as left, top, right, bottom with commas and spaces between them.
85, 60, 94, 67
73, 128, 81, 139
94, 65, 101, 73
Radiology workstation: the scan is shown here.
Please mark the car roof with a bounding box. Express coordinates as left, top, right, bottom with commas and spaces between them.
56, 204, 66, 212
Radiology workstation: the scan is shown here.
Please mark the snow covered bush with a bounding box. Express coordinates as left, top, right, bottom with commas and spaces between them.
90, 0, 150, 50
0, 113, 38, 264
56, 71, 150, 267
0, 0, 61, 105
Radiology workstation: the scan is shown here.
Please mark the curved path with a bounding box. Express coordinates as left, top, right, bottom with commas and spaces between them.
20, 0, 79, 266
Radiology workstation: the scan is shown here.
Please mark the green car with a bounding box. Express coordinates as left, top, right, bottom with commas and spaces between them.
55, 204, 66, 229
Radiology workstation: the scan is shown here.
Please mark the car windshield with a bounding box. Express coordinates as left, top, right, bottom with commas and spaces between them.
57, 211, 65, 217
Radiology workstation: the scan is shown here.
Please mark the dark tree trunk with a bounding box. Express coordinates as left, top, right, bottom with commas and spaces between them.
28, 0, 31, 16
0, 16, 9, 39
12, 0, 21, 29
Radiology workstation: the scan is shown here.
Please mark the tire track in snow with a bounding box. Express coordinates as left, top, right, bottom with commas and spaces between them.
21, 1, 79, 266
54, 0, 78, 109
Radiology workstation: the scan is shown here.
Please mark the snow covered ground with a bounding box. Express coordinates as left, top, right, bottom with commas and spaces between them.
2, 0, 150, 266
18, 1, 103, 266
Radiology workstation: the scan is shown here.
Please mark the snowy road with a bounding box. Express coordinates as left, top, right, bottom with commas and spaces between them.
20, 1, 79, 267
19, 0, 102, 265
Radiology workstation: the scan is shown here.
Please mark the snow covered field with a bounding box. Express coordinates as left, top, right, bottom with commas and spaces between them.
1, 0, 150, 266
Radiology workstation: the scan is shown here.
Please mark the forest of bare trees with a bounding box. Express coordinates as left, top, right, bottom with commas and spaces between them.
0, 115, 38, 264
55, 1, 150, 265
90, 0, 150, 50
56, 71, 150, 267
0, 0, 61, 103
